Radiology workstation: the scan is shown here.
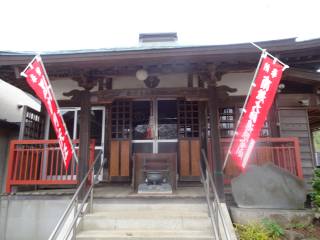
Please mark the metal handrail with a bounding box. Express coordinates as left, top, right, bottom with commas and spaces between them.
48, 150, 104, 240
63, 157, 107, 240
198, 148, 231, 240
197, 157, 220, 238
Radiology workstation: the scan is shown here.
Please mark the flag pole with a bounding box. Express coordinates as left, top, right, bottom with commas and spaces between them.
21, 54, 79, 163
250, 42, 289, 69
38, 55, 79, 163
222, 42, 289, 170
222, 49, 266, 170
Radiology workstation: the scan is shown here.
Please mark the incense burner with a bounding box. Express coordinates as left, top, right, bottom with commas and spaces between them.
146, 172, 163, 184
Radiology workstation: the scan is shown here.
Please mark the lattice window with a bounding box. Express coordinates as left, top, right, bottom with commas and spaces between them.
207, 105, 270, 138
219, 107, 236, 137
178, 100, 199, 138
20, 106, 45, 141
111, 100, 131, 139
239, 108, 269, 138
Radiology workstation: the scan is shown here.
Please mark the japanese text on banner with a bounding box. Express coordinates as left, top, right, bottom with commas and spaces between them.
24, 58, 73, 170
230, 56, 284, 171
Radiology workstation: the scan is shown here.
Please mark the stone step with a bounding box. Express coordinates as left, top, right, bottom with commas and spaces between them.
82, 211, 212, 231
76, 230, 216, 239
93, 203, 208, 212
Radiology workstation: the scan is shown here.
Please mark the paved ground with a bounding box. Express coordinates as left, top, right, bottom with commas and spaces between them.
1, 184, 232, 199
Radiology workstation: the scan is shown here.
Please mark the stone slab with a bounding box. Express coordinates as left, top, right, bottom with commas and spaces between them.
216, 203, 238, 240
77, 230, 216, 240
231, 163, 307, 209
138, 183, 172, 194
230, 206, 314, 229
82, 211, 211, 231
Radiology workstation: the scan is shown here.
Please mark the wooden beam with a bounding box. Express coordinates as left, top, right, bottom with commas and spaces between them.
188, 74, 193, 87
89, 88, 210, 102
64, 86, 237, 103
286, 56, 320, 65
310, 122, 320, 130
106, 78, 112, 90
198, 76, 204, 88
216, 63, 256, 73
77, 90, 91, 201
283, 68, 320, 81
42, 62, 258, 81
98, 79, 104, 90
208, 82, 225, 201
308, 112, 320, 117
312, 82, 320, 93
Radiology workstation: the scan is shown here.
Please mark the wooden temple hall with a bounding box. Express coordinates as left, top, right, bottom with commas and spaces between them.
2, 33, 320, 200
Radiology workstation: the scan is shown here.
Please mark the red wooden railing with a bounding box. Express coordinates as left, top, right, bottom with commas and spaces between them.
209, 138, 303, 184
6, 139, 95, 193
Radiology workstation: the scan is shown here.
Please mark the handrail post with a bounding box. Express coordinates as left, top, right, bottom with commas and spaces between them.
214, 198, 220, 239
63, 158, 107, 240
201, 149, 232, 240
292, 138, 303, 179
6, 141, 17, 193
197, 158, 220, 238
90, 167, 94, 214
72, 196, 77, 240
48, 150, 103, 240
206, 169, 210, 216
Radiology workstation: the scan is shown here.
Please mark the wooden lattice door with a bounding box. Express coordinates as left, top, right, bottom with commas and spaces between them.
178, 99, 201, 181
19, 106, 45, 141
109, 100, 131, 181
18, 106, 45, 179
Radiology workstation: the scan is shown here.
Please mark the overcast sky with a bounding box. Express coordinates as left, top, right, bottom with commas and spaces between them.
0, 0, 319, 52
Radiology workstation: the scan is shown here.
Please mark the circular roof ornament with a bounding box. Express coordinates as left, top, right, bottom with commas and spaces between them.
136, 69, 148, 81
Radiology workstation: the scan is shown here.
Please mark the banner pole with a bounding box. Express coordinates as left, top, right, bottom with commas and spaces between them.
21, 56, 38, 76
37, 54, 79, 163
222, 50, 266, 170
250, 42, 288, 68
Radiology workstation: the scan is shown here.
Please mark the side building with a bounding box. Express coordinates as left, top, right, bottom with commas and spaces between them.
0, 80, 41, 193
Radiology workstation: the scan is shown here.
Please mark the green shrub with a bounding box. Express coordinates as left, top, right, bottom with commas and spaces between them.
310, 168, 320, 213
291, 223, 316, 232
262, 218, 284, 239
234, 220, 270, 240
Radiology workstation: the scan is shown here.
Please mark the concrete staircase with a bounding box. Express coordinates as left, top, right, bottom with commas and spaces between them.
76, 198, 217, 240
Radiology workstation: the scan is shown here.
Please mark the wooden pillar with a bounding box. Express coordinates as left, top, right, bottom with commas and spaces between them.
77, 89, 92, 200
104, 103, 111, 180
208, 81, 225, 201
269, 94, 279, 138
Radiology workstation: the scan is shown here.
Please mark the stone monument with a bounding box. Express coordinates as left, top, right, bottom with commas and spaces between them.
231, 162, 307, 209
230, 163, 314, 229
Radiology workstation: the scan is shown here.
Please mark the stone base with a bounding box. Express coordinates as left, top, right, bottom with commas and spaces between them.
138, 183, 172, 194
230, 207, 315, 229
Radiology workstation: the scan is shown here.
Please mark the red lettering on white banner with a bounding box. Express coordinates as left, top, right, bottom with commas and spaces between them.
230, 56, 285, 171
24, 59, 72, 170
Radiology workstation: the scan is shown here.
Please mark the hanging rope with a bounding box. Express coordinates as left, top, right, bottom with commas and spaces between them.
147, 76, 154, 139
150, 76, 153, 116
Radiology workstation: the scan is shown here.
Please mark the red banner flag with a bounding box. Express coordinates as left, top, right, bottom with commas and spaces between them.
23, 56, 73, 170
230, 55, 285, 171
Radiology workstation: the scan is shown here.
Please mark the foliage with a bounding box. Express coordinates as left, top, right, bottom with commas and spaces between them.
262, 218, 284, 239
313, 130, 320, 152
291, 223, 316, 232
310, 168, 320, 213
234, 220, 270, 240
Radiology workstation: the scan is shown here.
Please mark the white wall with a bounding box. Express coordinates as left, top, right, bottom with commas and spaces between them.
48, 72, 253, 101
0, 198, 71, 240
0, 127, 19, 194
50, 79, 99, 100
217, 72, 255, 96
112, 73, 198, 89
0, 80, 41, 122
50, 74, 198, 100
